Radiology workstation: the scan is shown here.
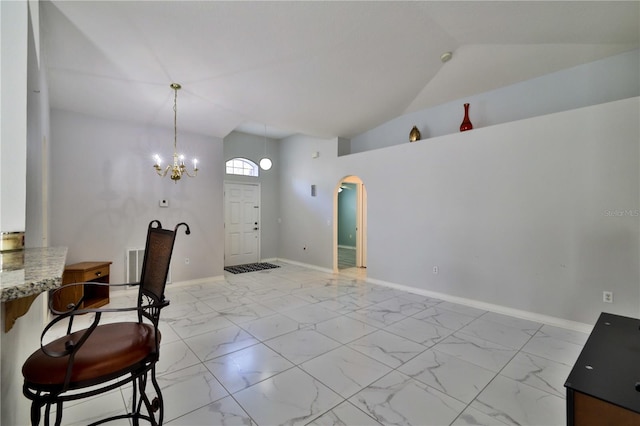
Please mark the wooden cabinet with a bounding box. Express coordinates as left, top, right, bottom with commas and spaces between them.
565, 312, 640, 425
50, 261, 112, 312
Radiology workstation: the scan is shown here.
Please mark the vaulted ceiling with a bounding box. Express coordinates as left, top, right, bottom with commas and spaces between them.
40, 1, 639, 140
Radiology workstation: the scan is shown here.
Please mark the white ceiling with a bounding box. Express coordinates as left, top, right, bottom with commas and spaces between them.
40, 1, 639, 140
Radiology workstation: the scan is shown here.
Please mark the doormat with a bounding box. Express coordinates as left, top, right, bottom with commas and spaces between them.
224, 262, 281, 274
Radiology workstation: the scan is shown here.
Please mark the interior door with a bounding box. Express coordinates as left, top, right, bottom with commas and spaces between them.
335, 177, 367, 271
224, 182, 260, 266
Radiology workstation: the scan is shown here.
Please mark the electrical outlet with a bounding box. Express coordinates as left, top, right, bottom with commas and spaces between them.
433, 266, 439, 274
603, 291, 613, 303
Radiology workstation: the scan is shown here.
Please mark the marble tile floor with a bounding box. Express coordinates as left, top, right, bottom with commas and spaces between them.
42, 262, 589, 426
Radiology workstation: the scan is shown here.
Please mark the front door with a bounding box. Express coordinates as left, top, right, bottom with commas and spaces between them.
224, 182, 260, 266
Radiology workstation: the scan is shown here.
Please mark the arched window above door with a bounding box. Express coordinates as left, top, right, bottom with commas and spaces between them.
225, 158, 259, 177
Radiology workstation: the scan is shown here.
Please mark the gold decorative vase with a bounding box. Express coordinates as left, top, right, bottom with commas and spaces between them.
409, 126, 421, 142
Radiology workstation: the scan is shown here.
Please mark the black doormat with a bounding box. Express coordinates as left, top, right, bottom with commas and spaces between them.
224, 262, 281, 274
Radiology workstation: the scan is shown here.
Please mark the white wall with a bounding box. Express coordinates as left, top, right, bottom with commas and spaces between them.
223, 131, 280, 261
279, 98, 639, 326
1, 3, 50, 425
26, 4, 50, 248
1, 292, 47, 426
0, 0, 28, 234
50, 110, 225, 283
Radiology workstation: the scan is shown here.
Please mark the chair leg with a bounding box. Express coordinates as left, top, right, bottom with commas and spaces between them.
137, 371, 155, 426
43, 402, 51, 426
54, 401, 63, 426
30, 399, 42, 426
26, 388, 65, 426
150, 365, 164, 426
131, 374, 140, 426
132, 366, 163, 426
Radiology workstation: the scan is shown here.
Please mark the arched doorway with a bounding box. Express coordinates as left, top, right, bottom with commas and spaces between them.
334, 176, 367, 273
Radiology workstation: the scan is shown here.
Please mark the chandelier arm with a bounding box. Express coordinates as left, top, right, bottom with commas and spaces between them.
154, 164, 171, 178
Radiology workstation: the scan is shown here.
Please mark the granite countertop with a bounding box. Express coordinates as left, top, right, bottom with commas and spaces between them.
0, 247, 67, 302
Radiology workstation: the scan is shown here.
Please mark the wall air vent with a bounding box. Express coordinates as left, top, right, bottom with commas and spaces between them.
126, 248, 171, 284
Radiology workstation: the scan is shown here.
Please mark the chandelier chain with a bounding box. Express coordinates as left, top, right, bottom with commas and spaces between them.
174, 86, 178, 152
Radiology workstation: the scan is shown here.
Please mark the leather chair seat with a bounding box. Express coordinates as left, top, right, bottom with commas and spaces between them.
23, 323, 160, 390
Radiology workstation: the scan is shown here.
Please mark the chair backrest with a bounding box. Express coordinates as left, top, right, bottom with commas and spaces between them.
137, 220, 190, 320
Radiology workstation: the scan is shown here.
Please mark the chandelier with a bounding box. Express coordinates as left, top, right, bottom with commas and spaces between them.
153, 83, 198, 182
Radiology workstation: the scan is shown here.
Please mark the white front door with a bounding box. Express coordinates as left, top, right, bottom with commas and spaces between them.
224, 182, 260, 266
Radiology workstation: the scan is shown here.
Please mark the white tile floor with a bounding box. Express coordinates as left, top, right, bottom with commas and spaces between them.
43, 262, 589, 425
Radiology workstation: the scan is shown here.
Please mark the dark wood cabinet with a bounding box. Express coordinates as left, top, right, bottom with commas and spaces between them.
565, 312, 640, 425
50, 261, 111, 312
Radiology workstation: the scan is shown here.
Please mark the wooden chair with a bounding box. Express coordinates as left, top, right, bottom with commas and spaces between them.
22, 220, 190, 426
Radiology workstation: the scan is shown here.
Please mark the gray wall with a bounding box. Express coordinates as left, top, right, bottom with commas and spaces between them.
273, 50, 640, 326
279, 135, 338, 268
351, 49, 640, 154
49, 110, 225, 283
223, 131, 280, 261
278, 97, 639, 325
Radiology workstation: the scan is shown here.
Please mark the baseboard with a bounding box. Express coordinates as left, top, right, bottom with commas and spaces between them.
275, 258, 334, 274
367, 277, 593, 333
170, 275, 225, 288
180, 260, 593, 333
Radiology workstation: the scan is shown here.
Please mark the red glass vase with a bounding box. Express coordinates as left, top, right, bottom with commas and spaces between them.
460, 103, 473, 132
